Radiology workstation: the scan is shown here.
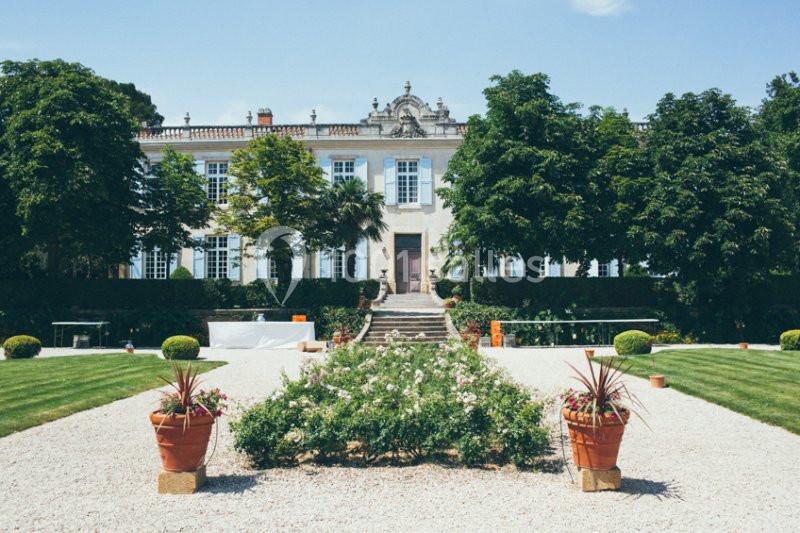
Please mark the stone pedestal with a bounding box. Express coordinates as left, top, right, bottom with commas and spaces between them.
579, 467, 621, 492
158, 466, 206, 494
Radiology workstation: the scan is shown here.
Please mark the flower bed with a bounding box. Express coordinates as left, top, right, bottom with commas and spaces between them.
231, 341, 549, 468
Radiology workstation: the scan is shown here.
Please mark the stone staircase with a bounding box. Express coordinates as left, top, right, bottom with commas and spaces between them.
360, 313, 450, 346
360, 292, 451, 346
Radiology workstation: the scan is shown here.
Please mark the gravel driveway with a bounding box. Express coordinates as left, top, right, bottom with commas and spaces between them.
1, 345, 798, 532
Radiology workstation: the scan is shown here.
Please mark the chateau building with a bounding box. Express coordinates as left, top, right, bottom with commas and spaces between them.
132, 82, 620, 291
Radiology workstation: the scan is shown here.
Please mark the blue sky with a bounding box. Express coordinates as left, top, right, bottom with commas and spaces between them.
2, 0, 798, 124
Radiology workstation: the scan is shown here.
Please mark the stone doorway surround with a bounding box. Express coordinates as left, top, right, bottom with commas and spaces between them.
386, 230, 432, 294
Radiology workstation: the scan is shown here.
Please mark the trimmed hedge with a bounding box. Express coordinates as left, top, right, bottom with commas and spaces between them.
779, 330, 800, 351
161, 335, 200, 360
0, 278, 379, 310
470, 277, 661, 309
312, 306, 367, 340
169, 266, 193, 280
3, 335, 42, 359
614, 330, 653, 355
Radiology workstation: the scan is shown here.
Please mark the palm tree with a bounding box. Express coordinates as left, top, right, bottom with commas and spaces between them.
315, 179, 387, 279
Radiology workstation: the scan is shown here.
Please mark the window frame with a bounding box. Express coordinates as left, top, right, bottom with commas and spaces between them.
332, 159, 356, 185
396, 159, 419, 204
143, 250, 169, 279
205, 235, 229, 279
206, 161, 229, 205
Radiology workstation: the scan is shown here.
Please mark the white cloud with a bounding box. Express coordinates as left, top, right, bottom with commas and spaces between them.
0, 41, 29, 51
570, 0, 631, 16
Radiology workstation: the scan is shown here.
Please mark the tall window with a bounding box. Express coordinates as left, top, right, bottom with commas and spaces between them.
269, 256, 279, 281
206, 236, 228, 279
332, 160, 355, 185
143, 251, 169, 279
332, 249, 345, 279
207, 162, 228, 204
598, 261, 611, 277
397, 160, 419, 204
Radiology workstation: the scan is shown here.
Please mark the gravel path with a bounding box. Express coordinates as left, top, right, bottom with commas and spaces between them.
1, 345, 798, 531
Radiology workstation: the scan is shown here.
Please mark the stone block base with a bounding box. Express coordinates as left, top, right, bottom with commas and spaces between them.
158, 466, 206, 494
579, 466, 621, 492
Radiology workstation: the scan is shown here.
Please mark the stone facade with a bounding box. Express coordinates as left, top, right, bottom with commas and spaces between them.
134, 83, 465, 293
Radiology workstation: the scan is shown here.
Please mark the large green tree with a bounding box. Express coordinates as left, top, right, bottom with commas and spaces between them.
631, 89, 795, 327
310, 179, 386, 278
439, 71, 596, 275
105, 80, 164, 127
584, 107, 650, 273
139, 146, 214, 256
219, 134, 327, 283
0, 59, 144, 277
759, 71, 800, 272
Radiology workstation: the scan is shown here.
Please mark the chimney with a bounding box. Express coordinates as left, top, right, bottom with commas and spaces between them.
257, 107, 273, 126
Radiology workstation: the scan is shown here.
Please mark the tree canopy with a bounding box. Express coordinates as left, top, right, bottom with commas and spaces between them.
139, 146, 214, 256
0, 59, 144, 277
439, 71, 596, 270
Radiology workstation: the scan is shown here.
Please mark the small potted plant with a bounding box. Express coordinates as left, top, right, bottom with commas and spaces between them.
584, 348, 595, 358
451, 285, 463, 303
150, 364, 227, 472
561, 355, 642, 471
443, 297, 455, 309
460, 320, 481, 350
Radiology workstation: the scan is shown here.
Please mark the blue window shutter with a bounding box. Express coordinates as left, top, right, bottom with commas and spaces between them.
318, 250, 332, 278
192, 237, 205, 279
419, 157, 433, 205
355, 238, 368, 280
509, 256, 524, 277
255, 247, 269, 279
611, 259, 620, 277
130, 252, 143, 279
320, 157, 332, 184
355, 157, 368, 184
228, 234, 241, 281
383, 158, 396, 205
194, 160, 206, 196
168, 252, 178, 276
291, 236, 305, 279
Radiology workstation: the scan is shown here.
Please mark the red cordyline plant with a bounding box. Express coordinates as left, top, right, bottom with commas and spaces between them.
562, 355, 645, 426
157, 364, 227, 429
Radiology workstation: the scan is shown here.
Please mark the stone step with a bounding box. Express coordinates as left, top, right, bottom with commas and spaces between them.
368, 325, 448, 332
371, 317, 446, 323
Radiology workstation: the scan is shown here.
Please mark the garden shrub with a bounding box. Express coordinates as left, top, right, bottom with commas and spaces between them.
231, 341, 549, 468
312, 306, 367, 340
449, 302, 519, 335
3, 335, 42, 359
169, 266, 193, 280
161, 335, 200, 360
779, 329, 800, 351
652, 329, 683, 344
614, 330, 653, 355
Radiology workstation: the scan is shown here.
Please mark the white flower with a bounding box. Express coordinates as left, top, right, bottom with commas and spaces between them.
337, 389, 352, 404
403, 387, 412, 397
414, 369, 425, 384
386, 383, 396, 392
415, 332, 427, 339
285, 429, 304, 443
288, 400, 298, 408
270, 389, 285, 401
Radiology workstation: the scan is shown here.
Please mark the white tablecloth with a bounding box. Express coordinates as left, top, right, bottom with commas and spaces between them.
208, 321, 315, 349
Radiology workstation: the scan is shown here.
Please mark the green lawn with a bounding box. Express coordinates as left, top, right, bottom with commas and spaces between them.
599, 348, 800, 435
0, 353, 225, 437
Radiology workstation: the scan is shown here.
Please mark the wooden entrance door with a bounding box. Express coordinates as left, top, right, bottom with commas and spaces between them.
394, 234, 422, 293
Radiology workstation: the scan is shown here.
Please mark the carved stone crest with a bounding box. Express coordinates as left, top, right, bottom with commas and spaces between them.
389, 108, 427, 138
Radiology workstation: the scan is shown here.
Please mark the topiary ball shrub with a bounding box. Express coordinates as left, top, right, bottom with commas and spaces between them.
614, 330, 653, 356
779, 329, 800, 351
3, 335, 42, 359
161, 335, 200, 360
169, 266, 193, 280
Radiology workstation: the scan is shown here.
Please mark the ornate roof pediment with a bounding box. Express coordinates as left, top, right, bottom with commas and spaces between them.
363, 81, 455, 137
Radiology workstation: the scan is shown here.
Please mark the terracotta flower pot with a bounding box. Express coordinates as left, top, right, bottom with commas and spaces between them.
562, 408, 628, 470
150, 412, 214, 472
649, 374, 665, 388
584, 348, 595, 358
738, 342, 748, 350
